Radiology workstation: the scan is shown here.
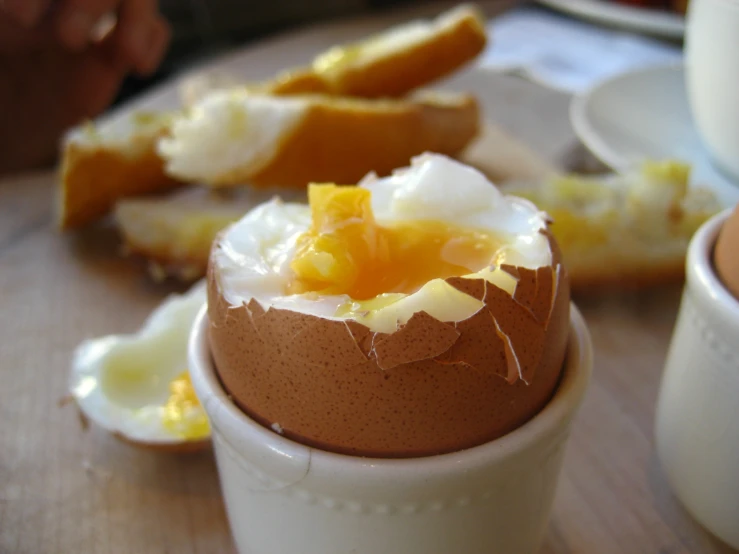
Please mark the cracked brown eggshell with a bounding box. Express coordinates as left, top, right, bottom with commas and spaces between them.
207, 231, 570, 458
715, 203, 739, 301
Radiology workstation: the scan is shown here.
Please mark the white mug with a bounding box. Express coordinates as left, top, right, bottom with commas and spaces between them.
188, 305, 593, 554
685, 0, 739, 181
655, 209, 739, 549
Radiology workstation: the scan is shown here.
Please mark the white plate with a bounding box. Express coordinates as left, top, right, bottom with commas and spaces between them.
536, 0, 685, 38
571, 64, 739, 206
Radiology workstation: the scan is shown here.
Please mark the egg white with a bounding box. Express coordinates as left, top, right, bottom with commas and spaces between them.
69, 282, 207, 444
215, 153, 552, 333
158, 92, 307, 182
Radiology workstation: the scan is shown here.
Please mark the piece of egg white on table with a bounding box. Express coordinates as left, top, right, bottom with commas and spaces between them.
69, 282, 209, 451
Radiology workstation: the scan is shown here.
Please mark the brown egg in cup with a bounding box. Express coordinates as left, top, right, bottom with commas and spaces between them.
205, 155, 572, 458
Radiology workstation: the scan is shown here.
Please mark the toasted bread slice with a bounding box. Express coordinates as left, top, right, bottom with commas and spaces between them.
508, 161, 721, 291
158, 90, 480, 188
58, 113, 181, 230
114, 187, 306, 281
269, 5, 486, 97
180, 5, 487, 106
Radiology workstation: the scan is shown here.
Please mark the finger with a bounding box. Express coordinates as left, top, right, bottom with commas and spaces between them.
64, 32, 130, 120
1, 0, 53, 27
113, 0, 167, 74
55, 0, 120, 50
132, 15, 170, 76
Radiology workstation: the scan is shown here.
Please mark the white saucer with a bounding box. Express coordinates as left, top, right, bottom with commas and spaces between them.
571, 64, 739, 207
536, 0, 685, 39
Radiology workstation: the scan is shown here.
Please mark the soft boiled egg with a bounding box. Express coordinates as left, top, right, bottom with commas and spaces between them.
70, 282, 209, 450
207, 153, 571, 458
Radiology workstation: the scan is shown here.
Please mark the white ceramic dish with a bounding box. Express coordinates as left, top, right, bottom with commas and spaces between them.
536, 0, 685, 38
655, 209, 739, 550
188, 305, 593, 554
571, 64, 739, 207
685, 0, 739, 182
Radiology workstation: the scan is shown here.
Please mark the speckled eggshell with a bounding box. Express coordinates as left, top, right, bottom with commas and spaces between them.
715, 203, 739, 301
207, 230, 570, 458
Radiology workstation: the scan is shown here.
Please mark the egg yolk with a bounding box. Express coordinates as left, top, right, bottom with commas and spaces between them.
161, 371, 210, 440
288, 184, 502, 300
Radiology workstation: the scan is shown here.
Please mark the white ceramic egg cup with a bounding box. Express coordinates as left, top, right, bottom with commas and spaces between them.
189, 305, 593, 554
656, 208, 739, 550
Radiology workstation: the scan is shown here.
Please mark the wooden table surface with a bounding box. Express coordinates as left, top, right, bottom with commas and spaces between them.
1, 2, 736, 553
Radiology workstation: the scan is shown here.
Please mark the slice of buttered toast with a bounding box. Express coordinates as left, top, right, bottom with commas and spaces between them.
158, 90, 479, 188
180, 5, 487, 106
58, 113, 180, 230
267, 5, 486, 97
508, 161, 721, 291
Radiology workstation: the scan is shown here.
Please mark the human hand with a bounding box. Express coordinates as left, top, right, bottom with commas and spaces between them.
0, 0, 170, 174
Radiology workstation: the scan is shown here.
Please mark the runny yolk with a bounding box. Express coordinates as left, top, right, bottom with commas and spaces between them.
288, 184, 503, 300
161, 371, 210, 440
